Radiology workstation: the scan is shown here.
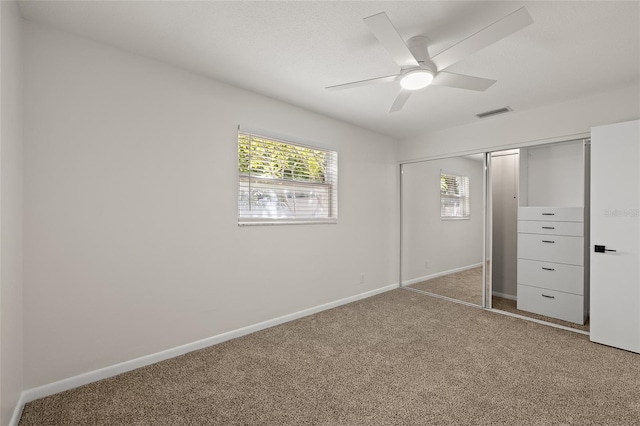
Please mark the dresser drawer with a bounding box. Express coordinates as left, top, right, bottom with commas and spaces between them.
517, 259, 583, 295
518, 207, 583, 222
518, 220, 583, 237
518, 234, 584, 266
517, 284, 584, 324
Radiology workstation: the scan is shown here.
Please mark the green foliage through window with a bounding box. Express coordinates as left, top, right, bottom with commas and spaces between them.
238, 134, 327, 183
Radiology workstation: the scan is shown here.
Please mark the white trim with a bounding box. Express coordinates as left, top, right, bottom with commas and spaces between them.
398, 132, 591, 165
492, 291, 517, 301
9, 393, 27, 426
238, 218, 338, 226
14, 283, 398, 412
401, 263, 483, 286
238, 125, 338, 152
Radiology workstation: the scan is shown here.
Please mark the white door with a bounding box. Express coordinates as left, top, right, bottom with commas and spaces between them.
590, 120, 640, 353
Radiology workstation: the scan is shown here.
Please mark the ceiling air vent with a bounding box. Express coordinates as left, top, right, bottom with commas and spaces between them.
476, 106, 512, 119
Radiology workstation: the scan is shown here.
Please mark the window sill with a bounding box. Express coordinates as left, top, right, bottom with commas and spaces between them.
238, 218, 338, 226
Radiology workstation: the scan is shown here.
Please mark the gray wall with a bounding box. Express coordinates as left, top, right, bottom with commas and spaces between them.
22, 21, 399, 389
0, 1, 24, 424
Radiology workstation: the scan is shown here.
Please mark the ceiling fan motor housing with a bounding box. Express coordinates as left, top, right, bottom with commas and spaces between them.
406, 36, 433, 67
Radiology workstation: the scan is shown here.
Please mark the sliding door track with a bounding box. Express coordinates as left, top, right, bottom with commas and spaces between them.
401, 286, 483, 309
401, 287, 590, 336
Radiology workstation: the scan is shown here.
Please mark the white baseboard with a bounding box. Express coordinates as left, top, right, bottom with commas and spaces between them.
12, 282, 398, 424
402, 262, 483, 286
492, 291, 517, 301
9, 392, 26, 426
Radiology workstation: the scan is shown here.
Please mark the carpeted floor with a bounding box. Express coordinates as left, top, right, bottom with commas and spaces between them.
19, 289, 639, 425
408, 266, 483, 306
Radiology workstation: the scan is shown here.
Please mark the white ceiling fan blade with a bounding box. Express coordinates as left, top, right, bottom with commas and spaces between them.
431, 7, 533, 71
432, 71, 496, 91
389, 89, 412, 113
325, 74, 399, 91
363, 12, 419, 69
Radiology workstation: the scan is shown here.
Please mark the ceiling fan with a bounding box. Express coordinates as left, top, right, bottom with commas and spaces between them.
326, 7, 533, 112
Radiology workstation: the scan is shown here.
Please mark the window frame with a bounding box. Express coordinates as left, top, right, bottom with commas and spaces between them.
440, 170, 470, 220
237, 130, 338, 226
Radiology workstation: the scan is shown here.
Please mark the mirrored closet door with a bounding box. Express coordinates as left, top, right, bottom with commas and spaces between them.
401, 154, 486, 307
400, 140, 590, 332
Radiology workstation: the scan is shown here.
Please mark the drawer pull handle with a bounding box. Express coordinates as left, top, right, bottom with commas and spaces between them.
542, 213, 555, 216
542, 240, 555, 243
541, 294, 555, 299
542, 226, 555, 230
542, 267, 555, 271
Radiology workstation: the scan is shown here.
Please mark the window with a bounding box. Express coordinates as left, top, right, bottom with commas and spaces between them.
238, 131, 338, 225
440, 171, 470, 219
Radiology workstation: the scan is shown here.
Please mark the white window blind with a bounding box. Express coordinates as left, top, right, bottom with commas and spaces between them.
440, 171, 470, 219
238, 131, 338, 225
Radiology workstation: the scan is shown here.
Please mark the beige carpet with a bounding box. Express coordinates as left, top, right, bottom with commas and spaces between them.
20, 289, 640, 425
408, 266, 483, 306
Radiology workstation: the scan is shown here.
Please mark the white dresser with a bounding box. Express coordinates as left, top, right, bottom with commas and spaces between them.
517, 207, 587, 324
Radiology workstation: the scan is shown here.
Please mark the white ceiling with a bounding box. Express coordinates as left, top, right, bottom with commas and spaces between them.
18, 1, 640, 140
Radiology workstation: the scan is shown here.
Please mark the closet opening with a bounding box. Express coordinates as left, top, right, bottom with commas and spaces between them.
489, 140, 590, 333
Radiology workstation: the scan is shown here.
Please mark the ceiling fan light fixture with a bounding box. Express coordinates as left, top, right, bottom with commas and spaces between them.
400, 69, 434, 90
